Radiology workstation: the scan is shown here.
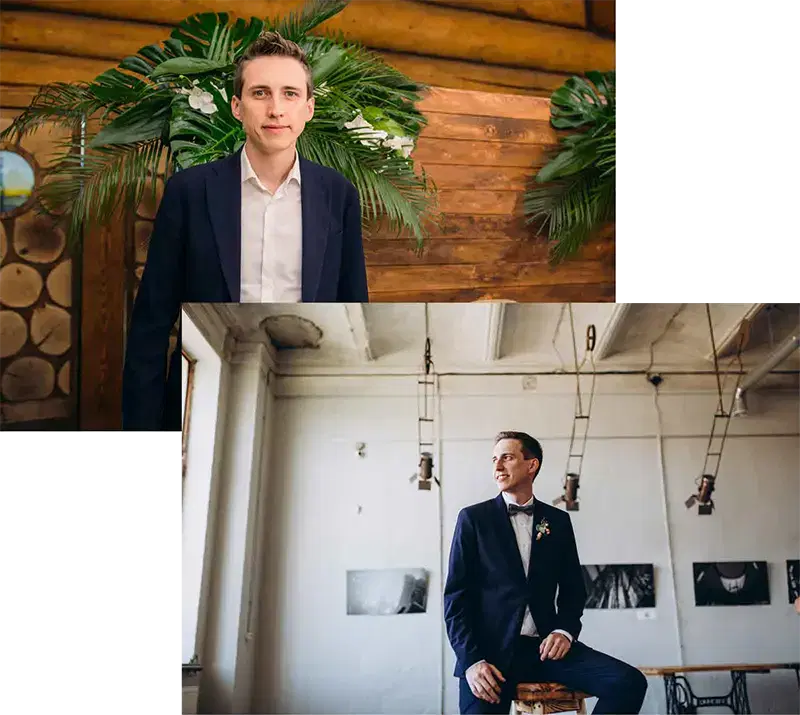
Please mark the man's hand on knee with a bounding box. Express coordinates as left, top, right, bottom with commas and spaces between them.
540, 632, 572, 661
466, 660, 506, 704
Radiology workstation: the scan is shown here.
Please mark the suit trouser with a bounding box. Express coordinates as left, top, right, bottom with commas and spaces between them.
458, 635, 647, 714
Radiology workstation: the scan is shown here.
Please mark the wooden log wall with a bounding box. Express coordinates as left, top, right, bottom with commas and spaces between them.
0, 0, 614, 107
367, 86, 614, 301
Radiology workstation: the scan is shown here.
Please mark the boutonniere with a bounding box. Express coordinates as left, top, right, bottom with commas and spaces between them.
535, 518, 551, 541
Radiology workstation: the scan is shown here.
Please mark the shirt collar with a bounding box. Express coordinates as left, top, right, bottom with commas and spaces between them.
240, 144, 301, 191
501, 492, 534, 508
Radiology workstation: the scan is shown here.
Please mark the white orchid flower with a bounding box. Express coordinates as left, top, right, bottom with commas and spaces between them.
176, 79, 217, 114
344, 113, 387, 148
383, 135, 415, 159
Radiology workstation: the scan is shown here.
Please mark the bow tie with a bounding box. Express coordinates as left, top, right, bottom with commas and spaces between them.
508, 503, 535, 516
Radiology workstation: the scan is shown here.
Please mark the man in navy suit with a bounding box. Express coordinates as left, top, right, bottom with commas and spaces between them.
123, 31, 368, 429
444, 431, 647, 714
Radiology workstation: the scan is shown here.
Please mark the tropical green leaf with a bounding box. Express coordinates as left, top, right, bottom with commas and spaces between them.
524, 70, 615, 262
91, 94, 172, 147
269, 0, 349, 43
150, 57, 230, 78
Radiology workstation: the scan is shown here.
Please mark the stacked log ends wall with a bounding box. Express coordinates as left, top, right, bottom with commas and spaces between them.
0, 126, 77, 428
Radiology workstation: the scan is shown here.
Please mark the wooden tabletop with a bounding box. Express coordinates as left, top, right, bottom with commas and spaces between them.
640, 663, 799, 676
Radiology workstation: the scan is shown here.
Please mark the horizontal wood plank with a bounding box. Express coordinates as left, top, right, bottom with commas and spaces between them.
366, 215, 615, 242
414, 137, 550, 168
415, 163, 533, 191
419, 86, 552, 120
364, 236, 613, 265
12, 0, 614, 74
433, 189, 521, 215
366, 258, 613, 293
368, 282, 615, 303
421, 111, 558, 144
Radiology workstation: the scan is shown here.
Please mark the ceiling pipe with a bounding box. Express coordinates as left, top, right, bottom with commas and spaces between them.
732, 329, 800, 416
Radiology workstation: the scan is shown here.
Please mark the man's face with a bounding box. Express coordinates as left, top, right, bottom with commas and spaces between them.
492, 438, 538, 493
232, 55, 314, 155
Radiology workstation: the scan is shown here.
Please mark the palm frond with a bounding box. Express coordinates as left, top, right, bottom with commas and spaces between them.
299, 128, 436, 251
39, 137, 168, 248
269, 0, 349, 43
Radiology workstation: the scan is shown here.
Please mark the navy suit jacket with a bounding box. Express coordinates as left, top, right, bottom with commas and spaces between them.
122, 148, 368, 430
443, 494, 586, 678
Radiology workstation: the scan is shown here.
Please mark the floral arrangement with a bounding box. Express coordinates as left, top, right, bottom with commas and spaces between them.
1, 0, 437, 251
524, 71, 615, 263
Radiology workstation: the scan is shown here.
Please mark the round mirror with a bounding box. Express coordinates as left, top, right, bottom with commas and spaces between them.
0, 147, 38, 219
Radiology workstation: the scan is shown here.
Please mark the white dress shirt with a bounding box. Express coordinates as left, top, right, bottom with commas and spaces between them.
240, 145, 303, 303
500, 492, 571, 642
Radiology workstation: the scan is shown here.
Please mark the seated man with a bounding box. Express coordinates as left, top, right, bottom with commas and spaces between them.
444, 431, 647, 714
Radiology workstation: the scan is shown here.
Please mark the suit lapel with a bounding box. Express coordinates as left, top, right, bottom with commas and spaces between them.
206, 149, 241, 301
299, 156, 330, 302
491, 494, 527, 585
527, 497, 548, 584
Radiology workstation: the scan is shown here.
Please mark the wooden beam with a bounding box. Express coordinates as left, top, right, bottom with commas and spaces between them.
587, 0, 615, 37
0, 84, 40, 109
1, 9, 164, 60
2, 9, 574, 97
79, 210, 126, 429
420, 0, 587, 28
706, 304, 765, 360
484, 302, 506, 361
420, 111, 558, 145
381, 51, 568, 97
1, 49, 110, 86
12, 0, 615, 74
343, 303, 374, 361
594, 303, 632, 360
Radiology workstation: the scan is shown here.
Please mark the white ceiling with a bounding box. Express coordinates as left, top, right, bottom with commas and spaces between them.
200, 303, 800, 379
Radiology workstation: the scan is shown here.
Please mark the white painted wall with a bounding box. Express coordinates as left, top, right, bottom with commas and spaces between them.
251, 373, 799, 715
182, 314, 231, 665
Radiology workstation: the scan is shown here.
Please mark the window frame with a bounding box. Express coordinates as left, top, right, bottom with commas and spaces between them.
182, 348, 197, 483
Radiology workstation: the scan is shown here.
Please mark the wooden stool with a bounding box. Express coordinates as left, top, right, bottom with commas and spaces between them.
511, 682, 590, 714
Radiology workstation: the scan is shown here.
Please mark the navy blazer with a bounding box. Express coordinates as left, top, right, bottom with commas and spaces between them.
443, 494, 586, 678
122, 148, 368, 430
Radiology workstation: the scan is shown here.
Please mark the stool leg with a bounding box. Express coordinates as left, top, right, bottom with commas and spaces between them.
510, 701, 517, 715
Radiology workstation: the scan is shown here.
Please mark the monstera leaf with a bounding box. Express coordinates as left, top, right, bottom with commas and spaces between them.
524, 71, 615, 263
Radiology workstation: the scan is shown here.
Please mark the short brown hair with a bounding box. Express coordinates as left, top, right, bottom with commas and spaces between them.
494, 431, 543, 477
234, 31, 313, 99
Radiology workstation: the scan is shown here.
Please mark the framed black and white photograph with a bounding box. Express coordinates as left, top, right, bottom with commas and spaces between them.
693, 561, 770, 606
787, 560, 800, 603
581, 564, 655, 608
346, 568, 429, 615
